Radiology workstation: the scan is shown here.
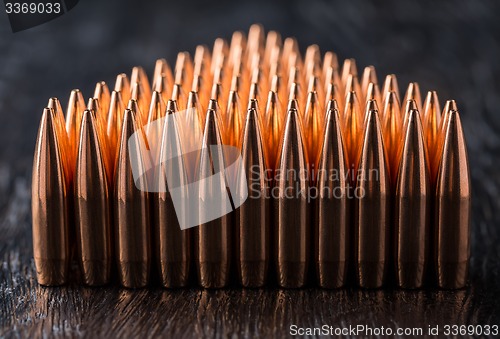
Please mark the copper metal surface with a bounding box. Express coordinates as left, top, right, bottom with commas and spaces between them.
114, 109, 151, 288
274, 107, 309, 288
422, 91, 441, 182
106, 90, 125, 164
65, 89, 85, 176
194, 108, 232, 288
354, 108, 391, 288
32, 108, 70, 286
263, 90, 284, 170
394, 109, 430, 289
235, 107, 270, 287
315, 103, 350, 288
381, 91, 402, 183
303, 90, 323, 168
154, 107, 191, 288
74, 110, 112, 286
434, 110, 471, 289
343, 91, 363, 169
31, 25, 471, 290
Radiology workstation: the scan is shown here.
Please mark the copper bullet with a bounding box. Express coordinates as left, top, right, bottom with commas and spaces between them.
131, 81, 150, 124
32, 108, 70, 286
114, 109, 151, 288
47, 98, 70, 185
131, 66, 152, 101
115, 73, 131, 103
153, 58, 174, 89
341, 58, 357, 86
74, 109, 112, 286
154, 106, 191, 288
127, 99, 143, 126
195, 108, 232, 288
106, 90, 125, 163
434, 110, 471, 289
304, 44, 320, 81
211, 38, 228, 75
174, 52, 194, 93
315, 103, 350, 288
33, 26, 472, 290
354, 108, 390, 288
394, 109, 430, 289
365, 82, 382, 110
87, 98, 113, 184
94, 81, 111, 114
382, 74, 400, 103
145, 91, 166, 169
381, 91, 402, 183
224, 89, 244, 148
274, 107, 309, 288
323, 66, 341, 98
171, 83, 186, 111
322, 52, 339, 79
193, 45, 211, 79
361, 66, 378, 99
235, 107, 270, 287
403, 82, 422, 112
180, 93, 204, 181
324, 82, 343, 113
65, 89, 85, 177
153, 72, 172, 104
344, 74, 362, 99
402, 99, 418, 131
432, 100, 457, 179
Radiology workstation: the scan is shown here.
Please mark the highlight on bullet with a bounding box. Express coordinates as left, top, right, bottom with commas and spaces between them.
235, 107, 270, 287
434, 110, 471, 289
315, 103, 350, 288
274, 107, 309, 288
354, 108, 391, 288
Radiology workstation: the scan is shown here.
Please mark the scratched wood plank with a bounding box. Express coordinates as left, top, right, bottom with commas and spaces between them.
1, 0, 500, 337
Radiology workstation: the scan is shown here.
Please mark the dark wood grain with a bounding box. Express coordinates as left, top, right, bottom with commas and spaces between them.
1, 0, 500, 337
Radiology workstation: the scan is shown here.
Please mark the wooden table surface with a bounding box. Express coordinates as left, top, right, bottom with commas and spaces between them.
1, 0, 500, 337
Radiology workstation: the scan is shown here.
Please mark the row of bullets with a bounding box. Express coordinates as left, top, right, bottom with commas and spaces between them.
32, 25, 470, 290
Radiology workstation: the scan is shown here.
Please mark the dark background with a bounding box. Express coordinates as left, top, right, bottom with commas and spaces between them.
1, 0, 500, 337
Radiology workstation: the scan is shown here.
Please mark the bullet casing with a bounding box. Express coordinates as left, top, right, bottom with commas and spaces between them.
154, 108, 191, 287
435, 110, 471, 289
394, 109, 430, 289
195, 108, 232, 288
354, 109, 391, 288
